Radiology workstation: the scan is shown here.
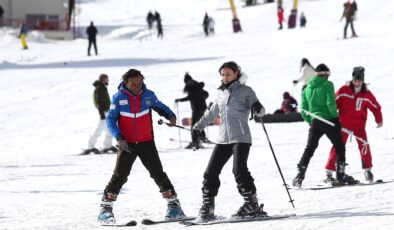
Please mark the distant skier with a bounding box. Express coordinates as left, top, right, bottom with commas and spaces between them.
97, 69, 186, 224
341, 0, 358, 39
147, 11, 154, 30
293, 58, 315, 91
174, 72, 209, 149
277, 6, 285, 30
154, 11, 163, 38
86, 21, 98, 56
192, 61, 267, 221
0, 5, 4, 27
19, 23, 28, 49
324, 67, 382, 184
274, 91, 298, 114
292, 63, 357, 187
203, 13, 209, 36
81, 74, 117, 155
299, 12, 307, 27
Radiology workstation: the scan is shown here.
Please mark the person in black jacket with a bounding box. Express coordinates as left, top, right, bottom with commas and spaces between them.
175, 72, 209, 149
86, 21, 98, 56
81, 74, 117, 155
147, 11, 154, 30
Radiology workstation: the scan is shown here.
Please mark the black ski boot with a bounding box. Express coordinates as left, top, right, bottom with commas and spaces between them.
162, 190, 186, 220
292, 164, 307, 187
81, 148, 100, 155
364, 169, 374, 183
336, 162, 358, 185
102, 146, 118, 154
198, 189, 215, 222
98, 191, 117, 224
232, 189, 266, 218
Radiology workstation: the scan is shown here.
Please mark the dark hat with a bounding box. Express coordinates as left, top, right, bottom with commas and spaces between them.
122, 69, 143, 82
352, 66, 365, 81
283, 91, 290, 99
315, 63, 330, 76
184, 72, 192, 83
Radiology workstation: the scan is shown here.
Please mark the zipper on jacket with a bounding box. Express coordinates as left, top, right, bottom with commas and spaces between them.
132, 96, 138, 144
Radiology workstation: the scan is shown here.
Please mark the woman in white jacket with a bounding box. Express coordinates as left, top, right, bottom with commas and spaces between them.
293, 58, 315, 90
193, 61, 266, 222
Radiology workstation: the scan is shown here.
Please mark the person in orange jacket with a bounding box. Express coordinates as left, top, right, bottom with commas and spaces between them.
324, 67, 383, 184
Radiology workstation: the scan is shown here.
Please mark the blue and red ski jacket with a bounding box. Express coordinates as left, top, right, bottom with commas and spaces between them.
106, 83, 175, 143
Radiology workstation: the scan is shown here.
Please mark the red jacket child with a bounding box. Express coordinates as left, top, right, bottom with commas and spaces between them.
325, 67, 383, 183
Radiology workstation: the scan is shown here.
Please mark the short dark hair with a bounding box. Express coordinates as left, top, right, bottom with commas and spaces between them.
122, 69, 143, 83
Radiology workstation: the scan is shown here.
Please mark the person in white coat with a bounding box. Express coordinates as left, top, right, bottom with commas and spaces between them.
293, 58, 315, 90
81, 74, 117, 155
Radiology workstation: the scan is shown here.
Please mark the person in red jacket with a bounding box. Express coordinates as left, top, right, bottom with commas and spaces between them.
324, 67, 383, 183
277, 6, 285, 30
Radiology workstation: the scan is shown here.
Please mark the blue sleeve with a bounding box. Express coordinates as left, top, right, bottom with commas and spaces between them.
150, 91, 176, 119
106, 94, 122, 139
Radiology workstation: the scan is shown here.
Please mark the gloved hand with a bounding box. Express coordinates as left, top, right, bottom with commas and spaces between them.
116, 136, 130, 152
99, 111, 106, 120
332, 118, 342, 132
251, 101, 265, 118
376, 122, 383, 128
174, 99, 180, 103
293, 80, 298, 84
167, 116, 176, 126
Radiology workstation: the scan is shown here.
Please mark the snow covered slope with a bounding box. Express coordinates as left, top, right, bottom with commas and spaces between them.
1, 0, 394, 229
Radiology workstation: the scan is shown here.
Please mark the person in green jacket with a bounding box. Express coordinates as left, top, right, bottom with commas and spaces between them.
292, 63, 357, 187
81, 74, 117, 155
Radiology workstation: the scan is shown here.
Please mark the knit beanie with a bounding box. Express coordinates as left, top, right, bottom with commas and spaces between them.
352, 66, 365, 81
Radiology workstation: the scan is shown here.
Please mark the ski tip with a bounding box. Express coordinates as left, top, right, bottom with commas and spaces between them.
141, 219, 154, 225
375, 179, 383, 183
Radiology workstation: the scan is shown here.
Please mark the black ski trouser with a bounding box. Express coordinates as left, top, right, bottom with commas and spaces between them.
87, 38, 97, 55
191, 109, 206, 143
202, 143, 256, 197
298, 119, 346, 168
344, 18, 356, 37
104, 141, 174, 195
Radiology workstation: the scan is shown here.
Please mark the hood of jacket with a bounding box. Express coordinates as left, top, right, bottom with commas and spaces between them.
308, 75, 328, 89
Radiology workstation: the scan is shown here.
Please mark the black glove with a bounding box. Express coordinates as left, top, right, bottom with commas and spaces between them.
250, 101, 265, 120
174, 99, 179, 103
99, 110, 106, 120
116, 136, 130, 152
293, 80, 298, 84
332, 118, 342, 132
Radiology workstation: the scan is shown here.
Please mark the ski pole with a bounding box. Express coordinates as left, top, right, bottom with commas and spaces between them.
300, 108, 369, 153
175, 102, 182, 148
157, 119, 191, 131
259, 118, 295, 208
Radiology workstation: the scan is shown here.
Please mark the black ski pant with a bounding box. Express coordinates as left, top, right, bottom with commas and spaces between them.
298, 119, 346, 169
104, 141, 175, 196
344, 18, 356, 37
202, 143, 256, 197
191, 109, 206, 143
87, 38, 97, 55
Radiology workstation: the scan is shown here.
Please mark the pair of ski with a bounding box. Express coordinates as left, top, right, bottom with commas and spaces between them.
294, 179, 393, 190
101, 217, 195, 227
102, 213, 296, 227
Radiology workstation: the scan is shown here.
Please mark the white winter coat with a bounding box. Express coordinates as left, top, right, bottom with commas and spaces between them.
296, 64, 315, 87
